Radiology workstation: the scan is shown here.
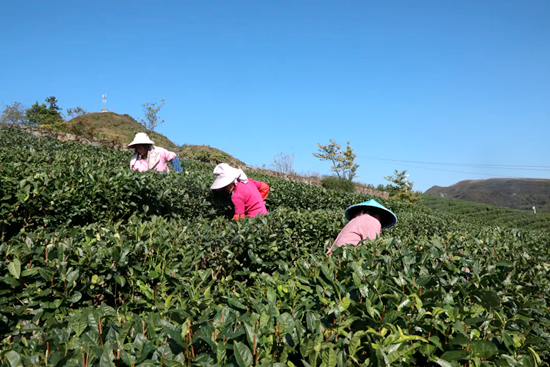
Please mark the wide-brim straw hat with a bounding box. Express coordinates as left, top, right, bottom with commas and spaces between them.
344, 199, 398, 229
128, 133, 154, 148
210, 163, 240, 190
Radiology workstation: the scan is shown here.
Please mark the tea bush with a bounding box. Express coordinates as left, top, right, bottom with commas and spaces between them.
1, 125, 550, 366
321, 176, 355, 193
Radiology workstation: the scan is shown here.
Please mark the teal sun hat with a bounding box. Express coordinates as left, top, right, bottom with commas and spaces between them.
344, 199, 398, 229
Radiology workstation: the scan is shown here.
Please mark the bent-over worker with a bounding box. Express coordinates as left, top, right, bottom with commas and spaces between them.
210, 163, 269, 220
128, 133, 182, 173
326, 199, 397, 255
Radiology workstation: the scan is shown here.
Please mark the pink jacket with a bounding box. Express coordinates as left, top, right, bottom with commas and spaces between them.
130, 146, 177, 172
232, 179, 268, 218
327, 213, 381, 255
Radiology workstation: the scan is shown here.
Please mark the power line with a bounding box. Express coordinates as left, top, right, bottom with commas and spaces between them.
366, 159, 521, 178
309, 156, 522, 178
357, 155, 550, 172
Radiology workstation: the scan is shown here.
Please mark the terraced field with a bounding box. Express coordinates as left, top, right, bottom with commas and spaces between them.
1, 125, 549, 367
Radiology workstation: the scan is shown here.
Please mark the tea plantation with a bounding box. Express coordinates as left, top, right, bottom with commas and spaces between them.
1, 125, 549, 367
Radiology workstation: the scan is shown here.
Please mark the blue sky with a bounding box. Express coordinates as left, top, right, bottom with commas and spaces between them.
1, 0, 549, 191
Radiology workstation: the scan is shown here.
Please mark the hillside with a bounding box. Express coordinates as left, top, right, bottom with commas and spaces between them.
425, 177, 550, 212
46, 112, 245, 166
2, 125, 550, 364
418, 195, 550, 231
35, 112, 389, 198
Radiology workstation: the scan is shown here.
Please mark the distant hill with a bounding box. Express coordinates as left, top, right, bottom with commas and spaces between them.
425, 178, 550, 212
45, 112, 245, 166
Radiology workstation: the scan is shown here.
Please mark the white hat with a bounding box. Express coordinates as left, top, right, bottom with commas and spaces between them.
211, 163, 248, 190
128, 133, 154, 148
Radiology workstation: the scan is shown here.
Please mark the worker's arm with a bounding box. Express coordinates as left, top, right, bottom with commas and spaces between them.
231, 195, 246, 220
251, 179, 270, 200
170, 156, 182, 172
258, 182, 270, 200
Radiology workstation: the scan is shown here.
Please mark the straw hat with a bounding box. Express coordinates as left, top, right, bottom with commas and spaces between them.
344, 199, 398, 229
128, 133, 154, 148
211, 163, 247, 190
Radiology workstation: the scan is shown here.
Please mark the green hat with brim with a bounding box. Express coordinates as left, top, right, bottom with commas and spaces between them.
344, 199, 397, 229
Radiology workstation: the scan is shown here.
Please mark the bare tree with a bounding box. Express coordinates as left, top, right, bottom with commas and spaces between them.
138, 100, 165, 131
0, 102, 28, 125
66, 106, 88, 119
270, 151, 295, 174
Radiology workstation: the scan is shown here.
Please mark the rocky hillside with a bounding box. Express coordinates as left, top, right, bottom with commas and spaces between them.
45, 112, 245, 166
425, 178, 550, 212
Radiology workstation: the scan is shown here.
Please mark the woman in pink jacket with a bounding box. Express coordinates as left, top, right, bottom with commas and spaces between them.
128, 133, 182, 172
210, 163, 269, 220
326, 199, 397, 255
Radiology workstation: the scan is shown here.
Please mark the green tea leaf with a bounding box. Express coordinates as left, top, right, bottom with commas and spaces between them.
5, 350, 22, 367
66, 269, 79, 284
234, 342, 253, 367
441, 350, 469, 361
470, 341, 498, 359
67, 291, 82, 303
8, 258, 21, 279
322, 348, 337, 367
278, 312, 295, 335
71, 314, 88, 337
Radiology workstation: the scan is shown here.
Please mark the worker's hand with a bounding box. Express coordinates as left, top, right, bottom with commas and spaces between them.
233, 213, 245, 220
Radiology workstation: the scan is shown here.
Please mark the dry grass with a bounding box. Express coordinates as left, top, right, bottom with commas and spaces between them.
52, 112, 244, 166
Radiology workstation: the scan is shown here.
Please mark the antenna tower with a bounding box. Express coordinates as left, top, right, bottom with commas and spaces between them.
101, 94, 108, 113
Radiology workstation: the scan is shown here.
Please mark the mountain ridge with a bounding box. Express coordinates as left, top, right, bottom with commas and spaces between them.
425, 178, 550, 212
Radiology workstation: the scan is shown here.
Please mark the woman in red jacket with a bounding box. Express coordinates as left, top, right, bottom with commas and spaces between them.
210, 163, 269, 220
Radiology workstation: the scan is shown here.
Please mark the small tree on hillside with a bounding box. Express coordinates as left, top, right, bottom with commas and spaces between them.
0, 102, 28, 125
66, 106, 87, 119
313, 139, 359, 180
138, 100, 165, 131
270, 151, 295, 175
45, 96, 62, 113
385, 169, 417, 203
26, 96, 63, 126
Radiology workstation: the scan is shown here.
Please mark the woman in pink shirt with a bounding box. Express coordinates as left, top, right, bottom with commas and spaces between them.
128, 133, 182, 173
327, 199, 397, 255
210, 163, 269, 220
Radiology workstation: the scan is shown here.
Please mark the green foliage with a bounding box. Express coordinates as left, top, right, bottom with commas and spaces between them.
41, 119, 97, 138
45, 96, 62, 113
322, 175, 355, 193
1, 125, 550, 366
179, 144, 244, 166
0, 101, 28, 125
419, 195, 550, 231
385, 169, 418, 203
138, 100, 165, 132
313, 139, 359, 181
25, 97, 63, 126
66, 119, 96, 137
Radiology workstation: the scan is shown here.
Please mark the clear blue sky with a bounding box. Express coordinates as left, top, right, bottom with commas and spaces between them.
2, 1, 549, 191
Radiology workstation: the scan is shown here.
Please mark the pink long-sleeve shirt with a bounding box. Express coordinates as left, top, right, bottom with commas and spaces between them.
232, 179, 268, 218
130, 147, 177, 172
326, 213, 381, 254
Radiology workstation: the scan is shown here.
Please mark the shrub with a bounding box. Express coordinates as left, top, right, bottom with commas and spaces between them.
67, 119, 96, 138
3, 125, 550, 365
322, 175, 355, 193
